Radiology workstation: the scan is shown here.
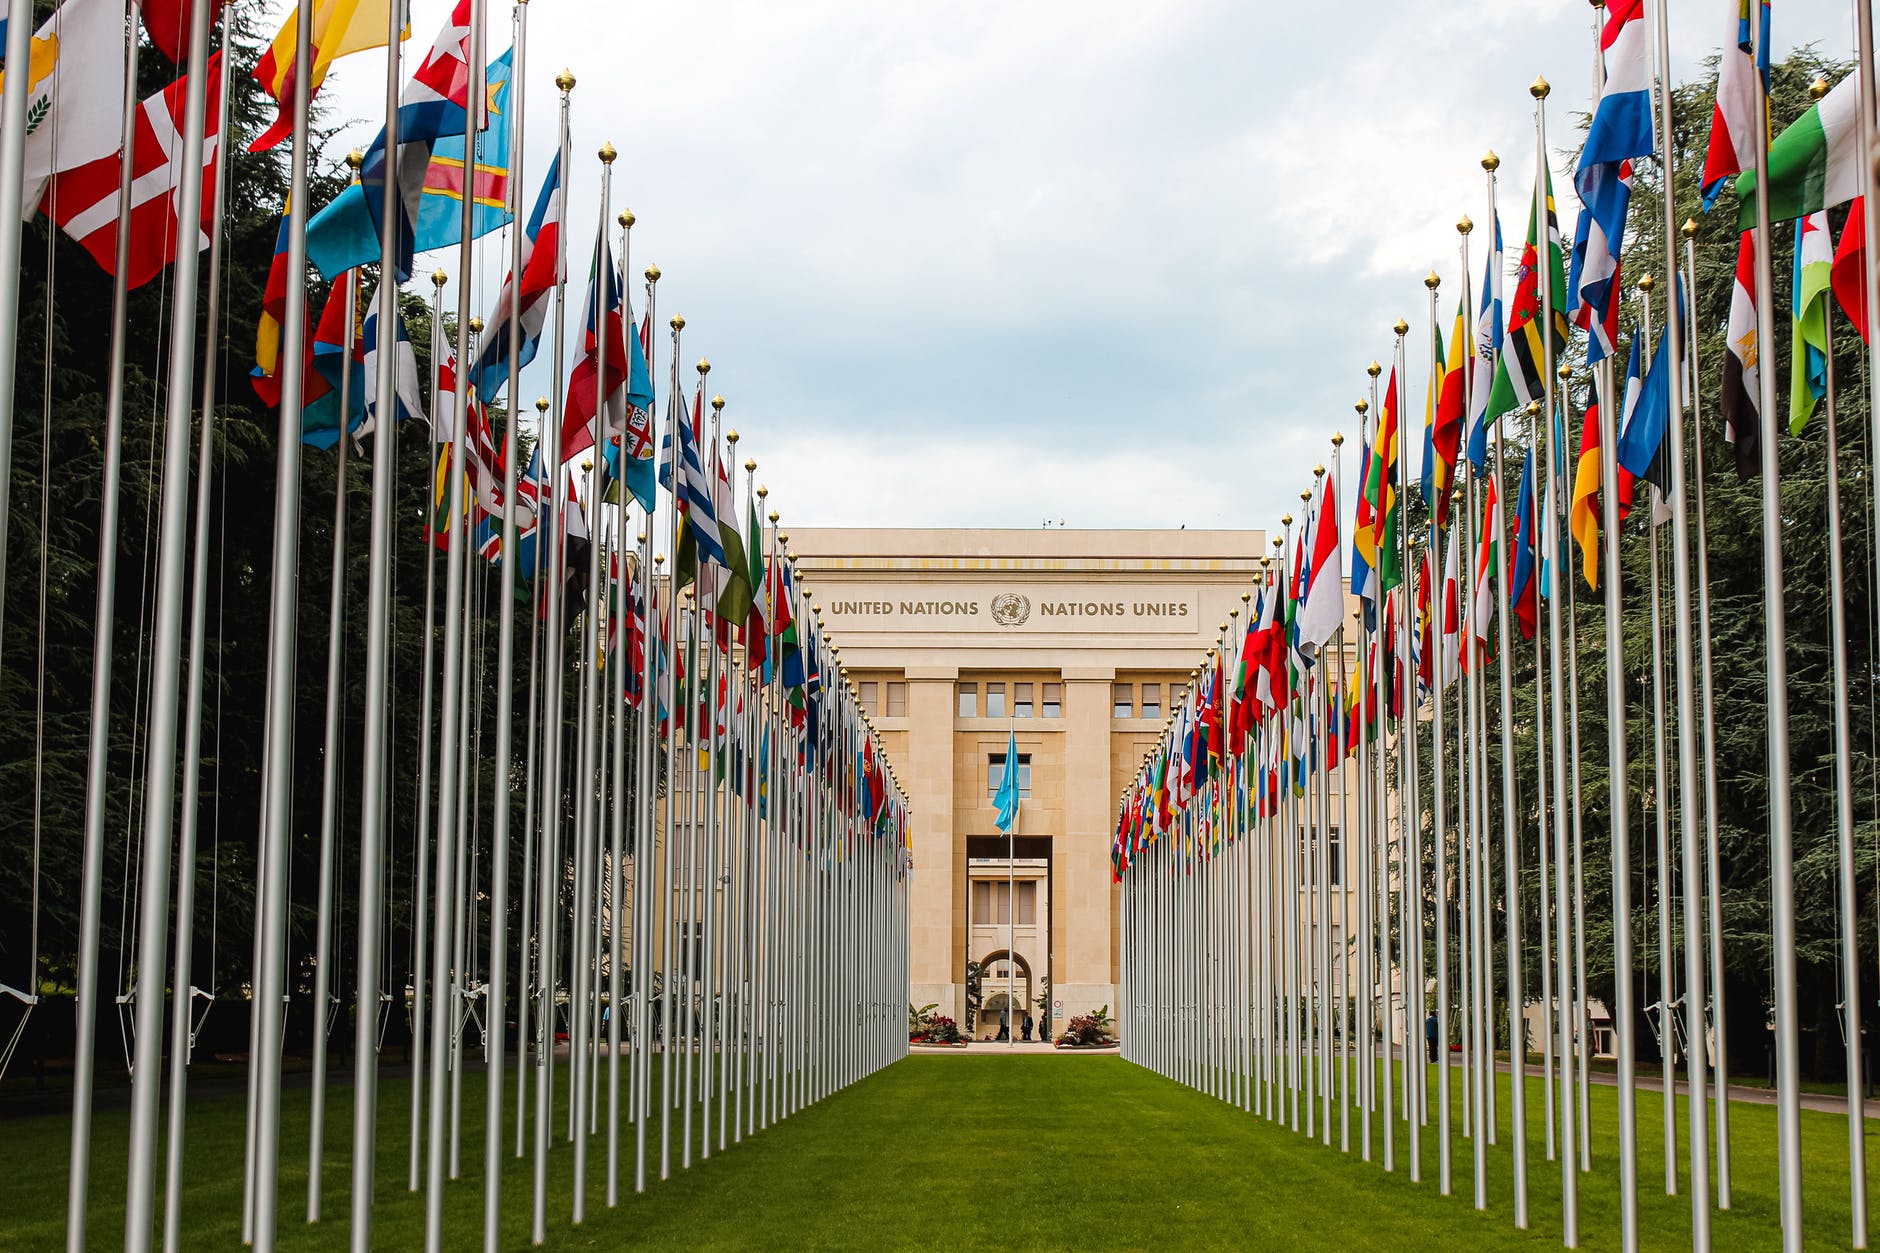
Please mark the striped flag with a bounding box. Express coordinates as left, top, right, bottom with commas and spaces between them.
250, 0, 402, 153
1702, 0, 1763, 206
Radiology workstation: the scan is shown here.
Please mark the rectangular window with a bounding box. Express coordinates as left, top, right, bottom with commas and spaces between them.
989, 753, 1032, 799
1327, 826, 1342, 887
1016, 880, 1038, 925
858, 680, 878, 716
979, 881, 1010, 924
886, 680, 907, 717
1014, 682, 1034, 719
985, 683, 1006, 719
1041, 682, 1061, 718
958, 682, 977, 719
1112, 683, 1133, 719
1141, 683, 1162, 720
972, 879, 993, 922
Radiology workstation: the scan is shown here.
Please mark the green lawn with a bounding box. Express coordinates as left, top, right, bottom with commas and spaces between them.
4, 1052, 1879, 1249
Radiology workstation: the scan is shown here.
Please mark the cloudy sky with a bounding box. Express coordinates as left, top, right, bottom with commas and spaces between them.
313, 0, 1851, 532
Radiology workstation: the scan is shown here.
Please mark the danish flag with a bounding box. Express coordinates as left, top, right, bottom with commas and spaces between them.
44, 52, 223, 291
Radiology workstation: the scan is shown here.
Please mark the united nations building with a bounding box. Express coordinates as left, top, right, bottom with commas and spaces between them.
788, 528, 1264, 1039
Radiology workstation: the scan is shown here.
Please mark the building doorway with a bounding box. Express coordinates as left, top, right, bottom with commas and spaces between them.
977, 950, 1032, 1041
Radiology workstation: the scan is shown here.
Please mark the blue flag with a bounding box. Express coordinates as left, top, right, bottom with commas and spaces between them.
993, 727, 1020, 834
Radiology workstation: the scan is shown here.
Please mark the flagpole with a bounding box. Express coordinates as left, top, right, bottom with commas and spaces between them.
65, 16, 143, 1246
115, 0, 217, 1242
0, 0, 47, 672
483, 4, 532, 1238
658, 315, 685, 1184
517, 395, 549, 1163
1556, 357, 1592, 1183
603, 207, 631, 1211
164, 32, 237, 1251
1415, 273, 1450, 1195
413, 269, 449, 1198
1330, 439, 1351, 1153
1679, 217, 1730, 1205
307, 259, 358, 1224
423, 10, 488, 1243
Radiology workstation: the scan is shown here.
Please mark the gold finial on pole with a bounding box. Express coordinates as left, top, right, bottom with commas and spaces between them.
1530, 75, 1551, 99
468, 316, 483, 335
432, 269, 448, 288
1393, 318, 1409, 337
1810, 76, 1831, 101
1332, 431, 1344, 447
646, 263, 661, 284
697, 358, 711, 376
1367, 361, 1382, 378
1482, 150, 1500, 172
744, 458, 756, 473
1458, 214, 1474, 235
1425, 270, 1440, 290
1355, 398, 1369, 415
1638, 272, 1655, 293
670, 313, 685, 330
556, 68, 576, 93
536, 397, 550, 413
346, 149, 364, 172
1682, 217, 1699, 240
619, 209, 635, 229
599, 141, 617, 164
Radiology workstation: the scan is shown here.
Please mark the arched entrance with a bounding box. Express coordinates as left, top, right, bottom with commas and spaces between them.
976, 949, 1032, 1041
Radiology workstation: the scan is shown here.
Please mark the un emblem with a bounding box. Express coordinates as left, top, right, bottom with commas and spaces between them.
990, 593, 1030, 627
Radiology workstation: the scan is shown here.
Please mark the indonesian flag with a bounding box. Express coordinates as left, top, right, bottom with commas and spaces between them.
1701, 0, 1761, 208
1720, 229, 1761, 479
44, 52, 223, 291
1293, 473, 1343, 657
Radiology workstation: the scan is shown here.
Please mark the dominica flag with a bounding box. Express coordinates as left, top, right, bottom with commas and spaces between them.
1485, 170, 1569, 425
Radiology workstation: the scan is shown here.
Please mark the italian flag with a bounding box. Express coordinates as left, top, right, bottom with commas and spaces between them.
1737, 69, 1863, 229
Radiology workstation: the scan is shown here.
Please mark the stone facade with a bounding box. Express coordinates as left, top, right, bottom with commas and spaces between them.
787, 528, 1265, 1036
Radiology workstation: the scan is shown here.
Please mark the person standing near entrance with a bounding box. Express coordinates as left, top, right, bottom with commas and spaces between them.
997, 1006, 1010, 1041
1022, 1012, 1035, 1042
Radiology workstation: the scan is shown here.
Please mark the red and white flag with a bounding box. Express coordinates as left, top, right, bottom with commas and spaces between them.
43, 52, 223, 291
1720, 229, 1761, 479
1700, 0, 1758, 204
1833, 197, 1869, 345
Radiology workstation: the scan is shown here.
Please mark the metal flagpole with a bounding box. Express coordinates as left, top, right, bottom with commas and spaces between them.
1555, 357, 1592, 1187
604, 207, 631, 1210
307, 260, 358, 1222
424, 13, 488, 1244
1680, 217, 1731, 1205
0, 0, 46, 655
413, 269, 448, 1195
66, 20, 142, 1244
1426, 272, 1453, 1197
1745, 21, 1804, 1243
484, 4, 532, 1236
1482, 145, 1528, 1229
659, 316, 684, 1182
633, 262, 660, 1194
165, 33, 237, 1250
1389, 319, 1421, 1182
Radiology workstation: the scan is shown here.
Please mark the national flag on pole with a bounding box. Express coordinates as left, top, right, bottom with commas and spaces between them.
1426, 297, 1467, 525
1439, 524, 1460, 689
1509, 450, 1538, 641
1570, 0, 1650, 363
659, 388, 726, 574
137, 0, 227, 66
1294, 473, 1342, 658
1361, 369, 1401, 592
1833, 198, 1870, 343
43, 51, 224, 290
1350, 424, 1377, 629
1618, 284, 1678, 503
13, 0, 130, 218
564, 228, 655, 507
1790, 210, 1832, 433
356, 287, 427, 444
468, 150, 562, 403
712, 448, 754, 629
1737, 68, 1864, 229
1702, 0, 1763, 207
303, 272, 361, 448
1486, 171, 1569, 424
305, 45, 513, 283
1467, 214, 1504, 473
741, 496, 768, 672
1569, 374, 1605, 590
1720, 229, 1761, 477
1415, 547, 1434, 696
250, 0, 402, 153
251, 200, 294, 406
1468, 472, 1498, 664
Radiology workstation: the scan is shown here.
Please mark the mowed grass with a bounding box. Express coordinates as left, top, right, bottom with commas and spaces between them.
3, 1051, 1880, 1249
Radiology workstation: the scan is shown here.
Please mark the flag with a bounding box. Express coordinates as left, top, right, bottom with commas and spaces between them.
1618, 277, 1680, 505
1509, 450, 1538, 641
305, 45, 513, 283
1467, 214, 1504, 472
1361, 368, 1401, 591
1350, 424, 1377, 629
1294, 474, 1343, 656
138, 0, 226, 66
658, 388, 726, 573
563, 229, 655, 507
250, 0, 401, 153
1736, 68, 1864, 229
357, 288, 426, 444
468, 150, 561, 403
43, 52, 223, 290
1569, 375, 1604, 589
1469, 473, 1498, 662
303, 271, 361, 448
251, 201, 294, 406
740, 496, 768, 672
1486, 171, 1569, 424
711, 448, 754, 629
1570, 0, 1651, 363
1439, 523, 1460, 689
1702, 0, 1762, 207
1721, 229, 1761, 478
1790, 210, 1832, 433
1416, 547, 1434, 695
1833, 198, 1870, 343
1427, 297, 1467, 524
12, 0, 129, 218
